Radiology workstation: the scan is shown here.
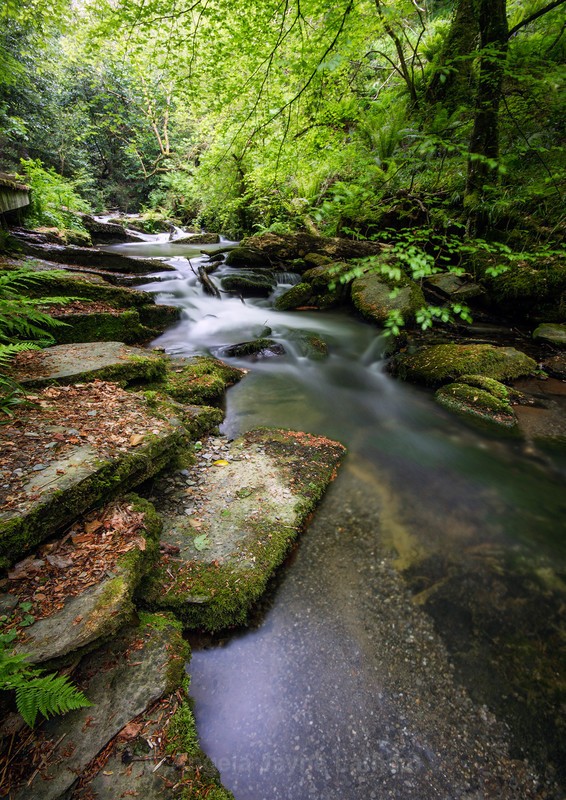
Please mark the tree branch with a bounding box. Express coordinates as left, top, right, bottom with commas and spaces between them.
507, 0, 566, 39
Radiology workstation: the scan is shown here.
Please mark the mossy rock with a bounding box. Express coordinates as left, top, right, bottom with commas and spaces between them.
533, 323, 566, 348
221, 338, 286, 359
19, 270, 154, 308
153, 357, 245, 406
137, 303, 181, 329
139, 428, 346, 632
221, 271, 276, 297
287, 330, 329, 360
482, 259, 566, 321
225, 246, 272, 269
8, 495, 162, 666
435, 382, 518, 430
50, 310, 152, 345
351, 272, 425, 326
10, 341, 168, 387
274, 282, 312, 310
391, 344, 537, 387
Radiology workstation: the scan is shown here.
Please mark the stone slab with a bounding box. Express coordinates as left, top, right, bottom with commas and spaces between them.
0, 382, 185, 564
6, 497, 161, 665
12, 614, 188, 800
139, 428, 346, 631
10, 341, 166, 387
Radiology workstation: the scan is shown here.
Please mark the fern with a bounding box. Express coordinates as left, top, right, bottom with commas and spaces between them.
0, 640, 91, 727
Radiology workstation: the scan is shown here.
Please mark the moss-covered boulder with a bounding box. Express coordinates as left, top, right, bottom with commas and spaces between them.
221, 271, 276, 297
153, 356, 245, 405
351, 272, 425, 326
544, 353, 566, 379
225, 246, 272, 269
435, 379, 518, 430
300, 261, 352, 308
49, 308, 153, 345
274, 282, 313, 310
391, 343, 537, 387
241, 232, 386, 263
173, 232, 220, 244
533, 323, 566, 348
138, 429, 346, 631
5, 496, 161, 665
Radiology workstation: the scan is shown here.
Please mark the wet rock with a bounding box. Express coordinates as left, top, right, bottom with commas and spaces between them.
221, 338, 286, 359
351, 272, 425, 325
544, 353, 566, 379
225, 246, 273, 269
77, 214, 141, 243
286, 330, 329, 360
240, 232, 386, 263
391, 343, 537, 387
172, 232, 221, 244
10, 341, 167, 387
221, 271, 276, 297
435, 380, 518, 430
138, 428, 346, 631
11, 614, 188, 800
533, 322, 566, 348
151, 356, 246, 406
11, 231, 174, 274
425, 272, 484, 301
274, 282, 313, 310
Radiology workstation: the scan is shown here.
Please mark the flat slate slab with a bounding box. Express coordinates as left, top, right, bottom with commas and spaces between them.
139, 428, 346, 631
10, 341, 166, 387
3, 497, 161, 665
10, 614, 188, 800
0, 382, 185, 566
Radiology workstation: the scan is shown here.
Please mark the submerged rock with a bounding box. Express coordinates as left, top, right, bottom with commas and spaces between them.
138, 428, 346, 631
391, 343, 537, 386
351, 272, 425, 325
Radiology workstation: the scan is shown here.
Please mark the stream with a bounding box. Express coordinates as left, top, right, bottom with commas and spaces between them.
108, 231, 566, 799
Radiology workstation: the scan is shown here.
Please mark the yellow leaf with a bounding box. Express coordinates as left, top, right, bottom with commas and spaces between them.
213, 459, 229, 466
129, 434, 144, 446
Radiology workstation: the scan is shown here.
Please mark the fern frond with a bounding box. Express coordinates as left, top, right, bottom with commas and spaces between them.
0, 268, 66, 294
0, 341, 41, 367
15, 673, 92, 727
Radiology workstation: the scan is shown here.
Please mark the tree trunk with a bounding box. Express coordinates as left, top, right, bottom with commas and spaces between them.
426, 0, 479, 108
466, 0, 508, 222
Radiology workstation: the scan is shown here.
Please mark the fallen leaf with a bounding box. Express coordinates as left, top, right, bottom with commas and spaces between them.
84, 519, 104, 535
129, 434, 144, 446
213, 459, 229, 466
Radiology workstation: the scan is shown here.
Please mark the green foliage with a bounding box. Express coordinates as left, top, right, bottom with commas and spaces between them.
0, 267, 74, 417
18, 158, 90, 230
0, 627, 91, 728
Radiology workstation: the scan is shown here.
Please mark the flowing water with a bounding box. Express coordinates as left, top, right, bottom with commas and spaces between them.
108, 234, 566, 799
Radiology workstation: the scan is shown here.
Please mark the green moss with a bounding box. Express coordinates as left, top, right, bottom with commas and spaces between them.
0, 429, 185, 567
391, 343, 537, 386
435, 382, 518, 430
166, 700, 200, 756
137, 611, 189, 692
274, 282, 312, 310
351, 272, 424, 325
50, 310, 153, 345
221, 273, 275, 296
148, 357, 245, 406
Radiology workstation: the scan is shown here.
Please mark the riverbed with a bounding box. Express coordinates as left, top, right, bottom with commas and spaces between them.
108, 233, 566, 799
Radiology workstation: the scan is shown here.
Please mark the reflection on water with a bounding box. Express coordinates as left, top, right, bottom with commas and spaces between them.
138, 248, 566, 798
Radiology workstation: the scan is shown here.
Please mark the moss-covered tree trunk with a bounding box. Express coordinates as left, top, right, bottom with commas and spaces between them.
426, 0, 479, 108
465, 0, 508, 230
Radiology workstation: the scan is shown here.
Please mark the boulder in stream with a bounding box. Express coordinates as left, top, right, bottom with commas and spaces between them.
221, 270, 276, 297
435, 376, 520, 430
351, 271, 425, 325
391, 343, 537, 386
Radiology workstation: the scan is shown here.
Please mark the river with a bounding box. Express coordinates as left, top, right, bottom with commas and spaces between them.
108, 232, 566, 799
